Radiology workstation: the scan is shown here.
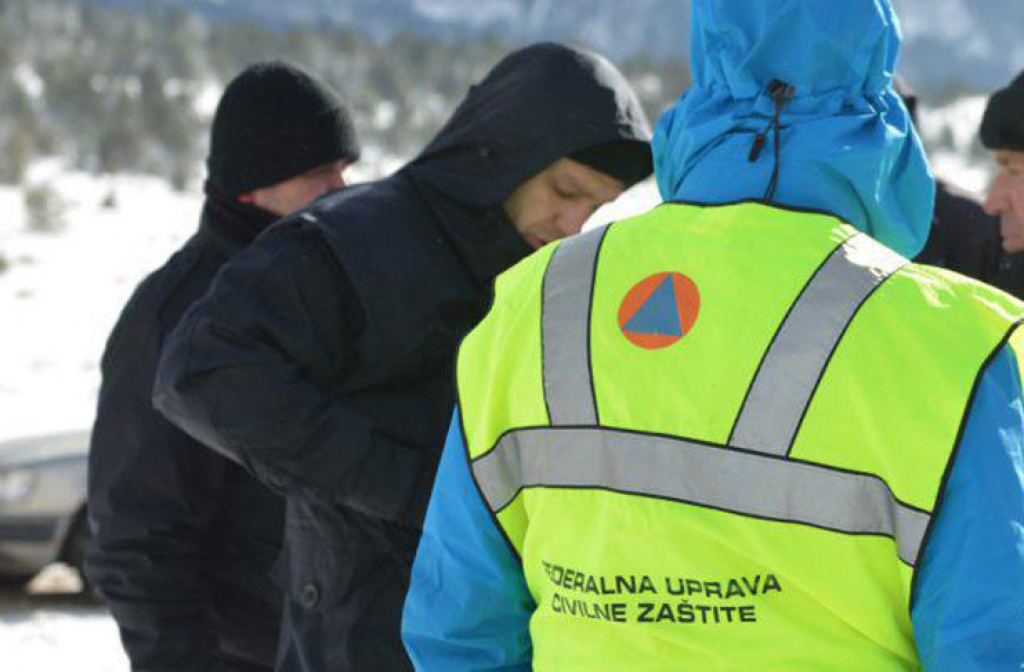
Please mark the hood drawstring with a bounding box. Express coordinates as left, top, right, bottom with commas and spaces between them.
747, 79, 795, 202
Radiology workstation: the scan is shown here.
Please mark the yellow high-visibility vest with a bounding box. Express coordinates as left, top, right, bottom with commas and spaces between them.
456, 202, 1024, 671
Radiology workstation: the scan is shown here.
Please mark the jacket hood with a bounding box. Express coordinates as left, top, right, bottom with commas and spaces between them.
408, 42, 653, 211
653, 0, 934, 258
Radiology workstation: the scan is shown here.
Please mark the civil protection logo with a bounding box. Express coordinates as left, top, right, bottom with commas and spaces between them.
617, 272, 700, 349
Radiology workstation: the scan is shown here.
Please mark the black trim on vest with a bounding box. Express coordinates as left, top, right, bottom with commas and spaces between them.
586, 224, 613, 427
909, 320, 1024, 609
452, 288, 525, 564
539, 247, 555, 427
482, 424, 930, 518
783, 262, 902, 458
481, 424, 928, 567
727, 236, 849, 446
456, 386, 525, 566
503, 483, 915, 548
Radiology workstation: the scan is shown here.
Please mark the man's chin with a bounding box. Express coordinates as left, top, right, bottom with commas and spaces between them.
525, 234, 547, 249
1001, 238, 1024, 255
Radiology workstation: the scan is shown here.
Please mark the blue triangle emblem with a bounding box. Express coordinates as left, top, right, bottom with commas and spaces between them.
624, 276, 683, 336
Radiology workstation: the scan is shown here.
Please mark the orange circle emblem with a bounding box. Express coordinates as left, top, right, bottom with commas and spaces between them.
617, 272, 700, 349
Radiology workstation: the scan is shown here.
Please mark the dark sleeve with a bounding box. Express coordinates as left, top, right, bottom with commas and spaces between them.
403, 409, 535, 670
87, 315, 225, 672
924, 184, 1003, 282
152, 223, 432, 525
911, 344, 1024, 670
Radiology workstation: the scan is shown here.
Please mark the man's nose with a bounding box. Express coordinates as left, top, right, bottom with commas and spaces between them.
557, 206, 593, 239
327, 171, 347, 191
984, 174, 1008, 216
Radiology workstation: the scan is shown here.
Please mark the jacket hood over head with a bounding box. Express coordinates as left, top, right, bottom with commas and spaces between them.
653, 0, 933, 257
408, 42, 653, 212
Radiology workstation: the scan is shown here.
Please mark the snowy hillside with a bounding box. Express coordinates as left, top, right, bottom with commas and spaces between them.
89, 0, 694, 64
0, 167, 197, 441
85, 0, 1024, 94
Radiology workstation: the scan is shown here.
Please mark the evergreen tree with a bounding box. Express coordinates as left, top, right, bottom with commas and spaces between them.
0, 0, 695, 186
1, 121, 35, 185
24, 182, 67, 234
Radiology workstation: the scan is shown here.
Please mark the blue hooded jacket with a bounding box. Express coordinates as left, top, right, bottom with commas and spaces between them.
402, 2, 1024, 669
654, 0, 933, 257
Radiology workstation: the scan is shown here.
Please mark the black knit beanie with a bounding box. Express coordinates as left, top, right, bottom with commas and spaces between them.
981, 71, 1024, 153
207, 61, 361, 195
569, 140, 653, 188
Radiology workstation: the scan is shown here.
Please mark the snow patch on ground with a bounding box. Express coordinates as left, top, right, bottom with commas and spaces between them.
0, 152, 449, 445
0, 601, 127, 672
0, 167, 199, 442
194, 81, 223, 118
0, 566, 127, 672
13, 63, 44, 100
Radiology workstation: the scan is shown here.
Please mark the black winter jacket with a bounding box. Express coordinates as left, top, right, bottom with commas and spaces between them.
154, 43, 652, 671
915, 179, 1002, 275
87, 197, 286, 671
992, 253, 1024, 298
914, 178, 1024, 298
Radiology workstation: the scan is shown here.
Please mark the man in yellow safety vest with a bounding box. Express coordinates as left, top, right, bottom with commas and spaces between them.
401, 1, 1024, 670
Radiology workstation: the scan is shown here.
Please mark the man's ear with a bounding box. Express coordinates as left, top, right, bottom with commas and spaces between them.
237, 191, 257, 205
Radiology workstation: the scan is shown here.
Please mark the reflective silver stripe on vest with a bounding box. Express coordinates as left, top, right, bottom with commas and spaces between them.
472, 427, 929, 566
542, 226, 608, 425
730, 233, 907, 455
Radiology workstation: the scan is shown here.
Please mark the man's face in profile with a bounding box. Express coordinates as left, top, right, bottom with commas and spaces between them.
503, 158, 625, 250
985, 150, 1024, 253
241, 160, 353, 217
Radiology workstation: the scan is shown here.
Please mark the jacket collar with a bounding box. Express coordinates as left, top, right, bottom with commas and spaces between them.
408, 172, 533, 288
199, 190, 280, 255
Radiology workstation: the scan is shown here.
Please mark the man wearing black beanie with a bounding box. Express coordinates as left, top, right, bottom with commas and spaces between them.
87, 61, 359, 672
980, 71, 1024, 297
153, 43, 652, 671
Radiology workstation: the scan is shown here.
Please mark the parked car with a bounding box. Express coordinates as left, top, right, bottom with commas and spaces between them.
0, 430, 90, 589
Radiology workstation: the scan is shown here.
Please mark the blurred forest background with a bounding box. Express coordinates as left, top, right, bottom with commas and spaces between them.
0, 0, 689, 191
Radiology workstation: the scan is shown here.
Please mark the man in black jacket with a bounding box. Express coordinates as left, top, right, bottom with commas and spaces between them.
897, 79, 1006, 281
87, 61, 360, 672
981, 71, 1024, 297
153, 43, 652, 671
913, 178, 1004, 280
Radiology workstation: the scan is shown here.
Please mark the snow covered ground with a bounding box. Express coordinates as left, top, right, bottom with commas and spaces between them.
0, 165, 198, 442
0, 158, 403, 444
0, 566, 127, 672
0, 595, 125, 672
